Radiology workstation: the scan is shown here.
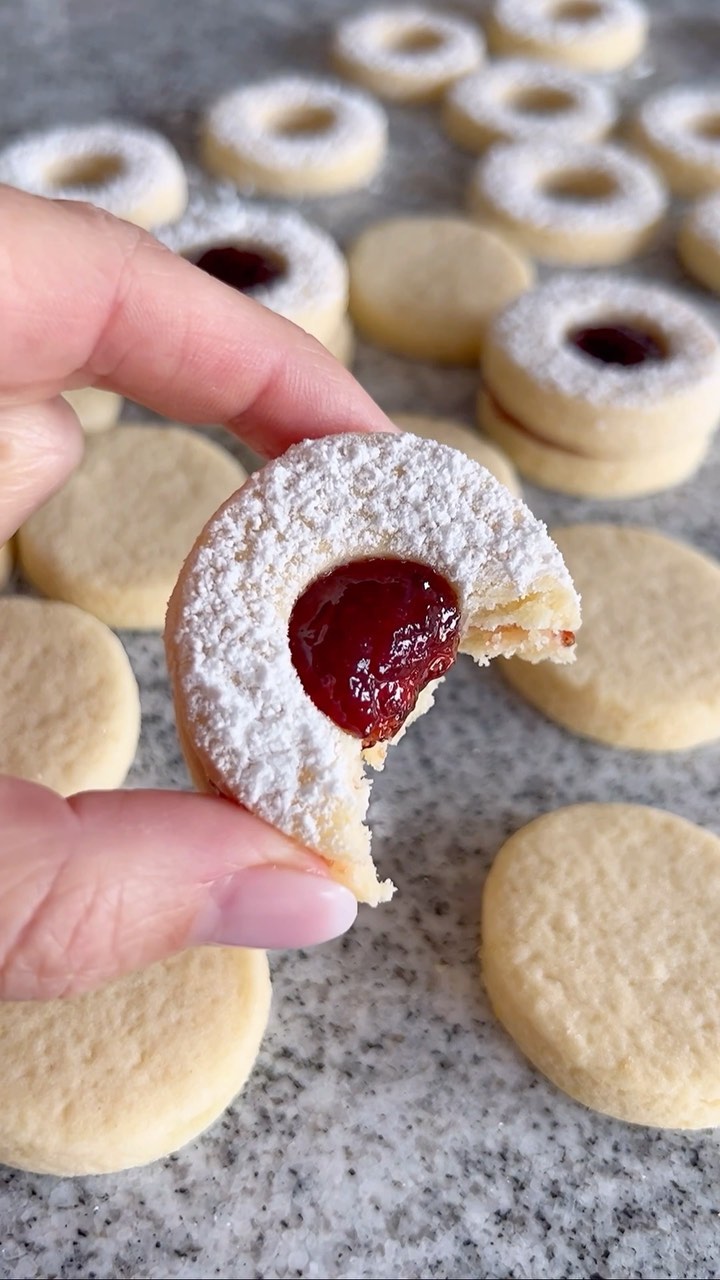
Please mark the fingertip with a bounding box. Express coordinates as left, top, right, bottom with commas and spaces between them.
192, 865, 358, 950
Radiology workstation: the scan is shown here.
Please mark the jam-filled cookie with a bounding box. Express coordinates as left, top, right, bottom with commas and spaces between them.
634, 87, 720, 199
444, 59, 617, 153
479, 275, 720, 495
0, 121, 187, 229
332, 6, 485, 103
392, 412, 521, 496
487, 0, 648, 72
348, 215, 533, 364
165, 433, 580, 907
469, 140, 666, 266
502, 525, 720, 750
201, 75, 388, 197
160, 198, 349, 356
482, 804, 720, 1129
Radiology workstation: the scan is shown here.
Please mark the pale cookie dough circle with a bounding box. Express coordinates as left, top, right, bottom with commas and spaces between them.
0, 597, 140, 794
470, 140, 666, 266
444, 59, 617, 153
166, 433, 580, 907
482, 274, 720, 459
487, 0, 648, 72
679, 191, 720, 295
0, 541, 13, 589
202, 76, 388, 197
0, 947, 271, 1175
482, 804, 720, 1129
160, 198, 348, 348
348, 216, 533, 364
18, 426, 247, 630
393, 412, 521, 495
503, 525, 720, 750
63, 387, 122, 434
0, 122, 187, 229
478, 388, 709, 498
332, 6, 485, 104
634, 88, 720, 199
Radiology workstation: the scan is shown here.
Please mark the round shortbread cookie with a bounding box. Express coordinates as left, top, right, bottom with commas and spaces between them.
63, 387, 122, 434
502, 524, 720, 750
0, 541, 13, 589
634, 88, 720, 199
482, 804, 720, 1129
482, 275, 720, 459
487, 0, 648, 72
444, 59, 617, 153
0, 597, 140, 794
678, 191, 720, 295
332, 6, 485, 103
159, 197, 348, 349
478, 389, 709, 498
0, 946, 271, 1175
392, 412, 521, 495
18, 425, 247, 630
201, 76, 388, 197
469, 140, 666, 266
0, 121, 187, 229
348, 216, 533, 364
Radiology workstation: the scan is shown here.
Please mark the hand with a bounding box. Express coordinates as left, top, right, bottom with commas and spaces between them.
0, 186, 393, 1000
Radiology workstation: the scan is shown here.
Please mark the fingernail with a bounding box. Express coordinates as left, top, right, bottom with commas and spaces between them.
193, 867, 358, 950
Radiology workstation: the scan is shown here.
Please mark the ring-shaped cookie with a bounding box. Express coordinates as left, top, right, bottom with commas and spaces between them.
332, 6, 485, 103
634, 88, 720, 198
201, 76, 388, 197
487, 0, 648, 72
444, 59, 617, 152
160, 198, 348, 349
165, 433, 580, 907
482, 275, 720, 459
470, 140, 666, 266
0, 122, 188, 229
678, 191, 720, 295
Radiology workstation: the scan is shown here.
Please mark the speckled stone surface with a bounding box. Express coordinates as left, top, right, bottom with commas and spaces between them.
2, 1, 720, 1277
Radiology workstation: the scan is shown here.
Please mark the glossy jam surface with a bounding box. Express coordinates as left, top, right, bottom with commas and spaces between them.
289, 557, 461, 747
569, 323, 665, 367
193, 245, 285, 293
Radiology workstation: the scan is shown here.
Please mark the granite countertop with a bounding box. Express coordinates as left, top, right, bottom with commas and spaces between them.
3, 1, 720, 1277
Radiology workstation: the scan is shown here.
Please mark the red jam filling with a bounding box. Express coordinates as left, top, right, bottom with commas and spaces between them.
193, 245, 285, 293
289, 557, 461, 748
569, 323, 665, 367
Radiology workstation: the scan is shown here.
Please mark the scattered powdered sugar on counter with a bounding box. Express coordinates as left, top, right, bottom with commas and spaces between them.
169, 433, 578, 861
492, 0, 647, 45
333, 7, 484, 81
490, 273, 720, 408
473, 140, 666, 232
204, 75, 387, 171
157, 193, 348, 322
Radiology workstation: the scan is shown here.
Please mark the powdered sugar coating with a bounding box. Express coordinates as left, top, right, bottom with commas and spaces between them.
472, 140, 665, 233
490, 274, 720, 409
492, 0, 646, 46
333, 7, 484, 87
637, 87, 720, 171
686, 190, 720, 251
169, 433, 577, 869
0, 121, 187, 226
158, 194, 348, 329
447, 59, 617, 146
204, 75, 387, 177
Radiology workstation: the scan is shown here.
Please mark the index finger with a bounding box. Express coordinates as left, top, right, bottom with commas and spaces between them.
0, 185, 393, 457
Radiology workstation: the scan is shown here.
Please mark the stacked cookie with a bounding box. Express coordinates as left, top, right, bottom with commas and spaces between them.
478, 274, 720, 498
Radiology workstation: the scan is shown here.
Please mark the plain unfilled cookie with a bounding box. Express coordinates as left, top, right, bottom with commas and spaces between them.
63, 387, 123, 433
392, 412, 521, 495
502, 524, 720, 750
482, 803, 720, 1129
348, 216, 533, 364
0, 947, 271, 1175
0, 597, 140, 794
18, 425, 247, 630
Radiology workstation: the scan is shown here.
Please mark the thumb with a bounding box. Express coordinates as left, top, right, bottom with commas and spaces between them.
0, 778, 357, 1000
